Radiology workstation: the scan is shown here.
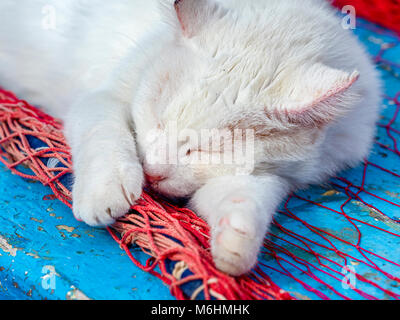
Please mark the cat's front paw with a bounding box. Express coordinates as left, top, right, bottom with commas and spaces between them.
211, 197, 263, 276
72, 157, 144, 226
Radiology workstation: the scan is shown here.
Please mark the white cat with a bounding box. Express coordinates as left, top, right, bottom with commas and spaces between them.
0, 0, 381, 276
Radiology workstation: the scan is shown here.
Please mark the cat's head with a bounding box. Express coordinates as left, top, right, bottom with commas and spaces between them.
132, 0, 360, 199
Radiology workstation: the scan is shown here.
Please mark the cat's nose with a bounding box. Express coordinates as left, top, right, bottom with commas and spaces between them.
145, 174, 167, 184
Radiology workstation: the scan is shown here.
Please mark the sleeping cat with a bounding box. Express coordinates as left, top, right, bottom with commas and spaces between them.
0, 0, 381, 276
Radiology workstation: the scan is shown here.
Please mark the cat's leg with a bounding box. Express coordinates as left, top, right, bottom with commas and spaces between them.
64, 89, 143, 226
190, 175, 289, 276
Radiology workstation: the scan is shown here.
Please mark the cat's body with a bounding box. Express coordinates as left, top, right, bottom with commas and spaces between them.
0, 0, 381, 275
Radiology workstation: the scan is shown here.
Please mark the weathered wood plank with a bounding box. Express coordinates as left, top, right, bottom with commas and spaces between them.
0, 167, 173, 300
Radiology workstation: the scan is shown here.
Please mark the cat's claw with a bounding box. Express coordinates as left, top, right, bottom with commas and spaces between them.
72, 159, 144, 226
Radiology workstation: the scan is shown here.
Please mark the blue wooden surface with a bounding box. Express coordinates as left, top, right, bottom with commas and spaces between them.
0, 166, 174, 300
256, 20, 400, 300
1, 18, 400, 300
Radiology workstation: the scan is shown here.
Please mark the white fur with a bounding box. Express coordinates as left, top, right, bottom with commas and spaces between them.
0, 0, 381, 275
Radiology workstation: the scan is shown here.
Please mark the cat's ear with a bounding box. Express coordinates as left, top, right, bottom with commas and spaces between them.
173, 0, 227, 38
272, 63, 360, 127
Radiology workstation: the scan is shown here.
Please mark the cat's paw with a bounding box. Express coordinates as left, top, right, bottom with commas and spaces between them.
72, 157, 144, 226
211, 197, 262, 276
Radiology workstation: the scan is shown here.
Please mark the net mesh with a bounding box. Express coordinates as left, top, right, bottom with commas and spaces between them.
1, 3, 400, 300
0, 89, 291, 300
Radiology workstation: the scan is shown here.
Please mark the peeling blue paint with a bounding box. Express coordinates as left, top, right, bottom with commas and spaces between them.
0, 167, 173, 300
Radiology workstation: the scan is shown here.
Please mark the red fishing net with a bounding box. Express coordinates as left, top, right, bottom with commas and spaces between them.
333, 0, 400, 33
1, 2, 400, 300
0, 89, 291, 300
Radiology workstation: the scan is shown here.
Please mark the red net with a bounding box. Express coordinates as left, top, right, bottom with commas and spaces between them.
0, 89, 291, 300
1, 2, 400, 300
333, 0, 400, 33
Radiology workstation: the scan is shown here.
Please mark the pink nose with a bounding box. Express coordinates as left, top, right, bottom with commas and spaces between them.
145, 174, 166, 184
